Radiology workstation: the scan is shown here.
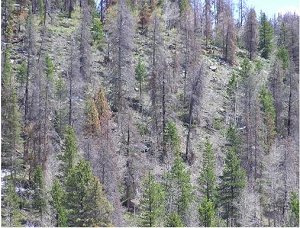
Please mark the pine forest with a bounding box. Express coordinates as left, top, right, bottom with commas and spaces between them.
1, 0, 299, 227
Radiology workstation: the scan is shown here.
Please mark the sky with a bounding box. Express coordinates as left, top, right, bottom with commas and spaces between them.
235, 0, 300, 17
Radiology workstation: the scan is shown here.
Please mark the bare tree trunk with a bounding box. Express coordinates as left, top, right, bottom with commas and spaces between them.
43, 0, 47, 25
100, 0, 104, 22
68, 70, 73, 126
287, 75, 292, 136
162, 72, 167, 161
185, 98, 194, 161
68, 0, 72, 18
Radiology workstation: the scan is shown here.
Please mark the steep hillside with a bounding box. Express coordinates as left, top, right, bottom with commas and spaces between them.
1, 0, 299, 227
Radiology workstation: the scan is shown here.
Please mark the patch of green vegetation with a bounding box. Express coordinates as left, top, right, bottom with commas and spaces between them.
137, 122, 149, 136
48, 7, 81, 36
254, 59, 263, 72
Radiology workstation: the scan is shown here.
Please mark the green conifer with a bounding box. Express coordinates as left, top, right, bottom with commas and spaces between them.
199, 139, 217, 202
139, 172, 165, 227
1, 179, 22, 227
198, 139, 217, 226
167, 155, 193, 222
166, 213, 184, 227
219, 147, 246, 226
1, 48, 22, 176
51, 179, 67, 227
165, 121, 181, 155
259, 12, 273, 59
276, 47, 290, 70
65, 159, 112, 226
33, 165, 47, 220
198, 197, 216, 227
259, 86, 276, 149
59, 126, 78, 177
290, 192, 299, 226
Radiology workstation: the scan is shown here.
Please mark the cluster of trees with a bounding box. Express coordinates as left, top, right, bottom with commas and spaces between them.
138, 123, 245, 227
1, 0, 299, 227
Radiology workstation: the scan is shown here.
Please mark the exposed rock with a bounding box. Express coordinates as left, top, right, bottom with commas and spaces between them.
209, 65, 217, 72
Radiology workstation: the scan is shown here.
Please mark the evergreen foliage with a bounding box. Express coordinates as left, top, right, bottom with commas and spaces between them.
166, 213, 184, 227
198, 138, 217, 226
290, 192, 299, 226
198, 196, 216, 227
16, 61, 27, 85
165, 121, 180, 155
45, 55, 54, 81
33, 165, 47, 219
226, 125, 241, 149
259, 12, 273, 59
1, 179, 22, 227
227, 73, 238, 97
259, 86, 276, 148
51, 179, 68, 227
59, 126, 78, 177
219, 146, 246, 226
276, 47, 290, 70
91, 15, 104, 45
239, 58, 251, 78
167, 155, 193, 221
139, 172, 165, 227
1, 48, 22, 173
65, 159, 112, 226
199, 138, 217, 203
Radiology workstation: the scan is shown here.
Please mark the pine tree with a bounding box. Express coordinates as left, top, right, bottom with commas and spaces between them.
276, 47, 290, 70
139, 172, 165, 227
199, 138, 217, 202
59, 126, 78, 177
259, 87, 276, 150
165, 121, 180, 155
51, 179, 67, 227
1, 179, 22, 227
259, 12, 274, 59
33, 165, 47, 221
65, 159, 112, 226
226, 125, 241, 149
1, 48, 23, 176
166, 154, 193, 223
91, 9, 104, 46
219, 146, 246, 226
166, 213, 184, 227
16, 61, 27, 86
198, 138, 217, 226
198, 196, 216, 227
